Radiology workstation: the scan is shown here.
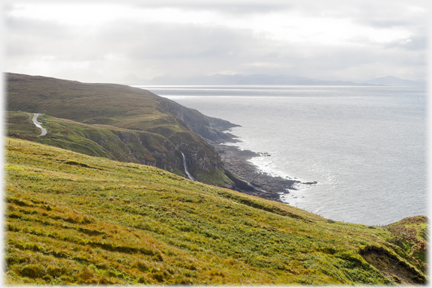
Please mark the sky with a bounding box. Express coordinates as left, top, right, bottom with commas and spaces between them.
4, 0, 430, 84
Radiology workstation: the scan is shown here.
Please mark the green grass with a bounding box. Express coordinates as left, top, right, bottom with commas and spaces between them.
6, 111, 40, 137
6, 111, 231, 182
385, 216, 428, 262
5, 138, 427, 285
6, 73, 237, 188
6, 73, 234, 141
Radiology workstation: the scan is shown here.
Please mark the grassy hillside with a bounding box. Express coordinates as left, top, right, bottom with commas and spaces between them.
7, 111, 183, 174
5, 138, 427, 285
6, 73, 236, 141
6, 73, 237, 188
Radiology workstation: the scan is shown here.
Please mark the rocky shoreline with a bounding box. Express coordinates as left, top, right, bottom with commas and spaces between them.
210, 141, 315, 203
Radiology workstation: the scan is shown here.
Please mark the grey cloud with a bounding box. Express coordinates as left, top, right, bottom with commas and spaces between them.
355, 15, 426, 30
98, 20, 261, 59
7, 0, 292, 15
312, 47, 424, 70
130, 26, 254, 59
7, 16, 72, 40
349, 2, 428, 29
230, 41, 426, 79
384, 36, 427, 51
6, 15, 84, 59
366, 19, 413, 28
94, 21, 274, 77
5, 0, 427, 83
129, 0, 293, 15
6, 14, 108, 62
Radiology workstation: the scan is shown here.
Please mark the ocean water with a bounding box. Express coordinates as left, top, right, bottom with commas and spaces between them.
134, 85, 427, 225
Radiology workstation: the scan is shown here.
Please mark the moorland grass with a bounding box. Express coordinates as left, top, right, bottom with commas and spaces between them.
5, 138, 427, 285
6, 73, 236, 187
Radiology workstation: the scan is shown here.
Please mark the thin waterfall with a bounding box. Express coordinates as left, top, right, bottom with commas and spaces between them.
180, 152, 195, 181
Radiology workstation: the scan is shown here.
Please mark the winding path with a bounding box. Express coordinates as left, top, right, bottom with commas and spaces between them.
32, 113, 47, 136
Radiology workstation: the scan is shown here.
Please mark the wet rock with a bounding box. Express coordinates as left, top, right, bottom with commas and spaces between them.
210, 142, 300, 202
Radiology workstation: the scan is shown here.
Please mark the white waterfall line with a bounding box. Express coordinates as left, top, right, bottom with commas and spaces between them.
181, 152, 195, 181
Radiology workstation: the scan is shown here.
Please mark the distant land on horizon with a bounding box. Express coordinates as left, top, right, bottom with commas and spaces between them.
126, 74, 425, 87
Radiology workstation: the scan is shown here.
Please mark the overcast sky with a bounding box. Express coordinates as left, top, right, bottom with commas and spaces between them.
4, 0, 429, 83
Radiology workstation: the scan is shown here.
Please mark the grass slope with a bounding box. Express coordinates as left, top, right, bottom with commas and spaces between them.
7, 110, 232, 187
5, 138, 427, 285
7, 111, 181, 173
6, 73, 236, 187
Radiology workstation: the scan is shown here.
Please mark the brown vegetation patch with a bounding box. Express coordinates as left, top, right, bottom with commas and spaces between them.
360, 246, 425, 285
63, 160, 103, 170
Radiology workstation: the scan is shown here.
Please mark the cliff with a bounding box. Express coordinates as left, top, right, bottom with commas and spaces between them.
6, 73, 242, 189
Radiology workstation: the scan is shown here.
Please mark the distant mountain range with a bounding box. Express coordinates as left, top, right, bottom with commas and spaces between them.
132, 74, 425, 86
363, 76, 425, 87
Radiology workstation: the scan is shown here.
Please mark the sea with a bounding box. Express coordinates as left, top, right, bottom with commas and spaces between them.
134, 85, 427, 226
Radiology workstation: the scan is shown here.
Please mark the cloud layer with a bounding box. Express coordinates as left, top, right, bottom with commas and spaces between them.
5, 0, 428, 83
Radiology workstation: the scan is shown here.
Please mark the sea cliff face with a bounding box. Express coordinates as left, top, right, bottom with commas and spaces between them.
157, 98, 239, 143
6, 73, 237, 188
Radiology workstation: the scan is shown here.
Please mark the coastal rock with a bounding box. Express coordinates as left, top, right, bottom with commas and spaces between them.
211, 143, 302, 202
303, 181, 318, 185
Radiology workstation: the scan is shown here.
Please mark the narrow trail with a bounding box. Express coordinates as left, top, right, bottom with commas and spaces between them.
32, 113, 47, 136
